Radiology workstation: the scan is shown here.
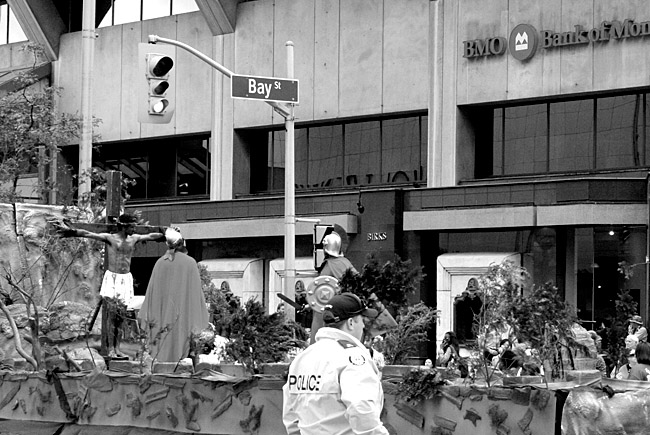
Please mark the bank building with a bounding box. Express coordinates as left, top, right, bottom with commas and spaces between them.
2, 0, 650, 354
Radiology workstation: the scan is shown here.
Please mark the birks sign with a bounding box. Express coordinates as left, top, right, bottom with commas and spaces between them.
463, 18, 650, 61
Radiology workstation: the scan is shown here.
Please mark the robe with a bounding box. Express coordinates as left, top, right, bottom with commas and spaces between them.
138, 250, 209, 362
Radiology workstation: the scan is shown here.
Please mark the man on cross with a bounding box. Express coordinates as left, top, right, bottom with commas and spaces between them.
54, 213, 165, 357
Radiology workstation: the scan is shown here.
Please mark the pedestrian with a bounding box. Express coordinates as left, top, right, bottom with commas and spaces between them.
138, 227, 210, 363
628, 315, 648, 343
282, 292, 389, 435
437, 331, 460, 367
628, 342, 650, 381
625, 334, 639, 351
611, 348, 636, 380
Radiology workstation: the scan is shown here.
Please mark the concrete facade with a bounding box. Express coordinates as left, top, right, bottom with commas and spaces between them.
3, 0, 650, 354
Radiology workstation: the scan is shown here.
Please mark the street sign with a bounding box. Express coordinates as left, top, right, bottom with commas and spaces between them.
231, 74, 299, 104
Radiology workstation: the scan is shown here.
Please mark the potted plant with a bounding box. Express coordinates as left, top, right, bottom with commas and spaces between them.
374, 302, 438, 367
467, 261, 585, 385
339, 253, 430, 360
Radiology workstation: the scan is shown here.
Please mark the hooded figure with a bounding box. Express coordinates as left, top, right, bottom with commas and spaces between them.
138, 227, 209, 362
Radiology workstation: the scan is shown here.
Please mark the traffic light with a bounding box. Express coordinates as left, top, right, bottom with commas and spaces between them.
138, 43, 175, 124
313, 224, 335, 270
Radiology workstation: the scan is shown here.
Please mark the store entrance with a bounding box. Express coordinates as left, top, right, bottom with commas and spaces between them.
576, 226, 647, 329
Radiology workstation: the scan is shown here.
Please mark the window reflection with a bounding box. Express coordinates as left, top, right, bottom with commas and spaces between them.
596, 95, 642, 169
549, 100, 593, 172
309, 125, 342, 188
255, 115, 427, 193
92, 135, 210, 200
485, 93, 649, 177
345, 121, 380, 186
504, 105, 547, 175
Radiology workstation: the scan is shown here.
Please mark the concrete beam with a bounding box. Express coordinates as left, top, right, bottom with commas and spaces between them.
7, 0, 66, 61
195, 0, 239, 35
176, 213, 358, 240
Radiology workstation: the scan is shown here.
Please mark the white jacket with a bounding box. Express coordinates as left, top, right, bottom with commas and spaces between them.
282, 327, 389, 435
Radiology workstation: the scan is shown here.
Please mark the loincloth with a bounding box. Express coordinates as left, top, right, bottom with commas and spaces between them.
100, 271, 134, 304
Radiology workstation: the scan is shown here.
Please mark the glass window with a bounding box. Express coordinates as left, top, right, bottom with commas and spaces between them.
177, 137, 209, 196
309, 125, 343, 188
549, 100, 593, 172
381, 117, 421, 184
0, 4, 7, 45
268, 131, 285, 191
419, 115, 428, 186
93, 135, 209, 200
503, 104, 547, 175
95, 142, 148, 199
7, 6, 26, 43
172, 0, 199, 15
575, 226, 646, 325
345, 121, 380, 186
492, 108, 503, 175
254, 115, 426, 193
114, 0, 141, 25
143, 0, 171, 20
597, 95, 642, 169
479, 93, 650, 179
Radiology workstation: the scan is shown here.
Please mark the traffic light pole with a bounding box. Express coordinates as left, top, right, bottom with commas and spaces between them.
147, 36, 297, 320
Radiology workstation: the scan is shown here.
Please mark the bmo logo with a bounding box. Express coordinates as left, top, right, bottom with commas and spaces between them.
463, 23, 539, 61
509, 24, 538, 61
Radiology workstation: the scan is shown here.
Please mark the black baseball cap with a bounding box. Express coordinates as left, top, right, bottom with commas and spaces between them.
323, 293, 378, 324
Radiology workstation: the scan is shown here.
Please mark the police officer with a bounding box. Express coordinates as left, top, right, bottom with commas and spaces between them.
282, 293, 389, 435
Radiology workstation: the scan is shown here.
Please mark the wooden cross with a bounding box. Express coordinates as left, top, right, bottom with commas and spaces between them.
65, 170, 165, 358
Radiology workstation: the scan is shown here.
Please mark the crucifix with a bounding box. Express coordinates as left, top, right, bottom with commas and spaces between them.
53, 170, 166, 359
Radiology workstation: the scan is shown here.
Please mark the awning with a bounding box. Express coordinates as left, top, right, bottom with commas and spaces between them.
177, 213, 357, 240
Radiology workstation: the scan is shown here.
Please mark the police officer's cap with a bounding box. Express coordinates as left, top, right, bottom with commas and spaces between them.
323, 293, 378, 324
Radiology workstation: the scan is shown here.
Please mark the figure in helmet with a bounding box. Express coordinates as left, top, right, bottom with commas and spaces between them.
308, 232, 360, 344
318, 232, 358, 279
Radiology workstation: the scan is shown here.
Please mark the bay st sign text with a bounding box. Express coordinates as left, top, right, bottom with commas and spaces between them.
231, 74, 299, 104
463, 18, 650, 61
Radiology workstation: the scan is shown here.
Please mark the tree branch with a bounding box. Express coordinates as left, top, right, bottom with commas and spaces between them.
0, 297, 38, 369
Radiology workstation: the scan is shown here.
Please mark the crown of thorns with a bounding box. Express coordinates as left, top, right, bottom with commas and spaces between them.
117, 214, 138, 225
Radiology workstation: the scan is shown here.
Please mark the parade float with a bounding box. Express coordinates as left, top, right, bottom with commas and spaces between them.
0, 204, 647, 435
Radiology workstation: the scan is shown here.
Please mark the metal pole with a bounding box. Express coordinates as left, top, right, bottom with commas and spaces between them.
149, 35, 234, 78
284, 41, 296, 322
646, 172, 650, 323
79, 0, 96, 204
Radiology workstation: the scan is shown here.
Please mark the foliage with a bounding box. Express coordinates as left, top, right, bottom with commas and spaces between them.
394, 368, 445, 404
339, 253, 424, 314
606, 289, 638, 377
0, 43, 89, 203
617, 260, 647, 281
512, 282, 581, 379
189, 327, 216, 359
222, 298, 307, 373
375, 302, 437, 365
470, 261, 581, 383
